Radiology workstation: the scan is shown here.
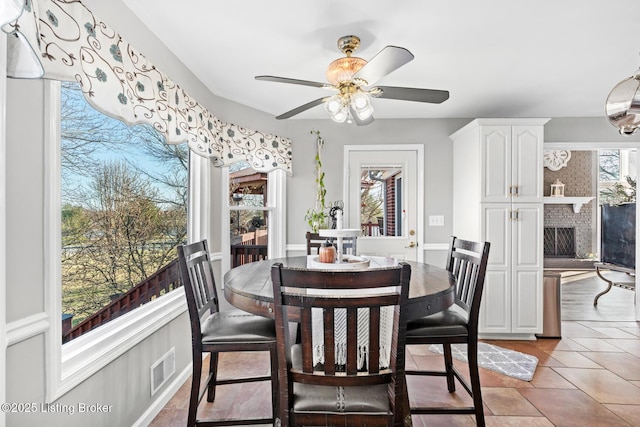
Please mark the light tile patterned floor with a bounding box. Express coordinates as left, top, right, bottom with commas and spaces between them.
150, 272, 640, 426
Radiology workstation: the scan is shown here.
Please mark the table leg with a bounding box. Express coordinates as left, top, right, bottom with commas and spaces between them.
593, 266, 614, 306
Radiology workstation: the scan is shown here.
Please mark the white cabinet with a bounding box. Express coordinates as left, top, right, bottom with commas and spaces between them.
480, 125, 544, 203
451, 119, 549, 339
480, 204, 543, 334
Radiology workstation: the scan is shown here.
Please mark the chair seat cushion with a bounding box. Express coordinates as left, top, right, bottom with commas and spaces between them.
290, 345, 390, 414
406, 308, 469, 338
201, 310, 276, 344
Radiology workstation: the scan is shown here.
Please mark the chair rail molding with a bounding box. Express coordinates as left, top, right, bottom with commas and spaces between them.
6, 312, 49, 346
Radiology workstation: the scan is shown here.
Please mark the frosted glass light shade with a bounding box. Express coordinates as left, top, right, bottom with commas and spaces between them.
326, 57, 367, 86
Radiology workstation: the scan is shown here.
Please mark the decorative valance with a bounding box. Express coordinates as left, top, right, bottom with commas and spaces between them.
1, 0, 292, 174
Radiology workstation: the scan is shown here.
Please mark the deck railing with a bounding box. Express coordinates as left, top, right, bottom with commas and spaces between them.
62, 258, 182, 343
231, 229, 268, 267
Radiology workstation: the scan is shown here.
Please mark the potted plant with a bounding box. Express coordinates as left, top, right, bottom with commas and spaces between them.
305, 130, 328, 232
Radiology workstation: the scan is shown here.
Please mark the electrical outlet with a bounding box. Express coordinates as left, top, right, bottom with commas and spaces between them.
429, 215, 445, 226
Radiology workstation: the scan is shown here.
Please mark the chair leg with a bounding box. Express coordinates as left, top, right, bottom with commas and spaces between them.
270, 347, 279, 421
207, 352, 218, 402
467, 342, 485, 427
188, 350, 203, 427
443, 344, 456, 392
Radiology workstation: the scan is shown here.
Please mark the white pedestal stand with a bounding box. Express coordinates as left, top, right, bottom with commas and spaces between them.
318, 228, 359, 263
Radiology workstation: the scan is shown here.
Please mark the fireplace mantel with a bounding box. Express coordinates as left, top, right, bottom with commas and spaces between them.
543, 196, 595, 213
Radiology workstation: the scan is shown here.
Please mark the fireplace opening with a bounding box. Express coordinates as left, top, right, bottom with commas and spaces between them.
544, 227, 576, 257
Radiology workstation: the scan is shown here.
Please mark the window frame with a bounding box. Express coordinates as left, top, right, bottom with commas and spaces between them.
45, 80, 193, 401
220, 166, 287, 275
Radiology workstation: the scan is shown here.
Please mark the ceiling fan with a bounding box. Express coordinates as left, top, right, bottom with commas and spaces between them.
255, 35, 449, 125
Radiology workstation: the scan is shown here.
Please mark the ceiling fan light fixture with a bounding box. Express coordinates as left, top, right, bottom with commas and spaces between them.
330, 107, 348, 123
351, 92, 374, 119
325, 95, 348, 122
355, 103, 374, 120
326, 56, 367, 86
352, 91, 369, 109
325, 94, 344, 114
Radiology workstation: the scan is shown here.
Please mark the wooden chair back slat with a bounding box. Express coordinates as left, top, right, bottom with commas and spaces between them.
300, 307, 314, 373
323, 309, 336, 374
346, 307, 358, 375
369, 306, 381, 374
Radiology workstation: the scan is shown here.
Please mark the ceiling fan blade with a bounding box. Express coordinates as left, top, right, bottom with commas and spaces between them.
275, 97, 329, 119
349, 105, 375, 126
255, 75, 331, 89
374, 86, 450, 104
353, 46, 414, 86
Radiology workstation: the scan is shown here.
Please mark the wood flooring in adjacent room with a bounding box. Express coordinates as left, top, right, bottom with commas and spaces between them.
150, 271, 640, 426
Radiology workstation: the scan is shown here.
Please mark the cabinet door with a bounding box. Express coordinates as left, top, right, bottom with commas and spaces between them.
512, 126, 543, 202
481, 126, 512, 203
479, 204, 511, 333
511, 204, 543, 333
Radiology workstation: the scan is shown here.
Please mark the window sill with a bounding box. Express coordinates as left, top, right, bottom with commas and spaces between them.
53, 288, 187, 400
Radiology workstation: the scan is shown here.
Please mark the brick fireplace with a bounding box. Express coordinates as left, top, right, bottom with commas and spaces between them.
543, 150, 597, 258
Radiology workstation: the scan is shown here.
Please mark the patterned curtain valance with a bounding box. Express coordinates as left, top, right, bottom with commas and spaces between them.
1, 0, 292, 174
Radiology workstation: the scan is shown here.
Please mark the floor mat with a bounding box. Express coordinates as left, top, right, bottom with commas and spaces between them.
428, 342, 538, 381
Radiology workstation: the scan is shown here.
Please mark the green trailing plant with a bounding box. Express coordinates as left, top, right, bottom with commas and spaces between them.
305, 130, 328, 232
600, 175, 637, 205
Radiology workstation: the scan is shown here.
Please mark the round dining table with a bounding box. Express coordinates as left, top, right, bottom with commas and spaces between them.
223, 255, 456, 320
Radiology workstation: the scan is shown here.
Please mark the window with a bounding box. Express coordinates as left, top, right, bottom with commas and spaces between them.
221, 164, 286, 275
229, 162, 269, 267
46, 80, 193, 401
599, 149, 637, 205
599, 149, 621, 182
59, 81, 187, 341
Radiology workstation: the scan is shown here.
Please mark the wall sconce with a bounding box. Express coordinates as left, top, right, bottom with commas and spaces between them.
550, 179, 565, 197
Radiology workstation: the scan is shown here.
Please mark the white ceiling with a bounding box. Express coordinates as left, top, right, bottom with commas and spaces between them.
123, 0, 640, 122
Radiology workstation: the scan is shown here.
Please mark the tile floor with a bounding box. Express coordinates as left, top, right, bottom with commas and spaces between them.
150, 271, 640, 426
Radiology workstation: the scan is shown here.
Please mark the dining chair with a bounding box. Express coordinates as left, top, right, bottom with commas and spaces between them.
305, 231, 324, 255
178, 240, 278, 426
270, 261, 413, 427
306, 231, 356, 255
405, 236, 490, 427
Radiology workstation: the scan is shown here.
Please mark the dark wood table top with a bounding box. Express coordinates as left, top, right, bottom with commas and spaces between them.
223, 256, 456, 320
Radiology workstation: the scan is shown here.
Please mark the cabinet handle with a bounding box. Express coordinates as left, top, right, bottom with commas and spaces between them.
508, 185, 513, 196
514, 209, 519, 220
514, 185, 519, 196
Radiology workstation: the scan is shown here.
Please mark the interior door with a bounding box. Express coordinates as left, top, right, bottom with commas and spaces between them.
345, 146, 423, 262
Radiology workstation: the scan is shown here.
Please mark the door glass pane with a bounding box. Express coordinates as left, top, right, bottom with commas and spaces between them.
360, 166, 402, 236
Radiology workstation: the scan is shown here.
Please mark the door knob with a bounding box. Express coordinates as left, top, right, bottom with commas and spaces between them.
406, 241, 416, 248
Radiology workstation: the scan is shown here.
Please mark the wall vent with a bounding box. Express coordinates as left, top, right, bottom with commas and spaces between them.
150, 347, 176, 396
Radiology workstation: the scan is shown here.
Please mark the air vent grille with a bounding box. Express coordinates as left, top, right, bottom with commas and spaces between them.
150, 347, 176, 396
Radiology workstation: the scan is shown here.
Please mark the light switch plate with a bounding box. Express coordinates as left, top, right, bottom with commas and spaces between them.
429, 215, 445, 226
